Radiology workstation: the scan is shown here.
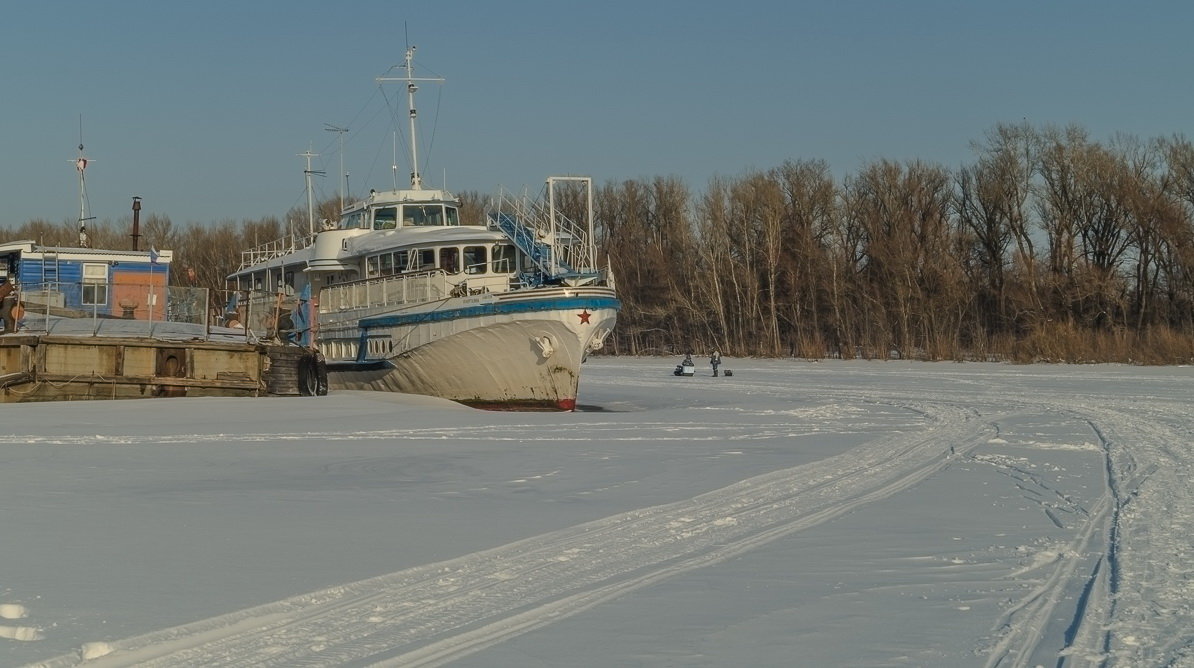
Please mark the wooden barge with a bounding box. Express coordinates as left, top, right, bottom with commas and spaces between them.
0, 333, 324, 402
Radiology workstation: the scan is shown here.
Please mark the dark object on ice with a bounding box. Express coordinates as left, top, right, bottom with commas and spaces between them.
724, 369, 733, 377
674, 355, 696, 376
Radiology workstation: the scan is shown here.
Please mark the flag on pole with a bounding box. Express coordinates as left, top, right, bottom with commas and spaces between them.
149, 246, 160, 264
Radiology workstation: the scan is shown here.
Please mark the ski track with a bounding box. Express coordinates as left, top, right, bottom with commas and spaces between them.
21, 370, 1194, 667
28, 399, 985, 668
936, 389, 1192, 668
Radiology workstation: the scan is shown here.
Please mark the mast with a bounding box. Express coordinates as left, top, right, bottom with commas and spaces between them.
376, 45, 443, 191
324, 123, 348, 211
299, 148, 323, 237
73, 116, 95, 248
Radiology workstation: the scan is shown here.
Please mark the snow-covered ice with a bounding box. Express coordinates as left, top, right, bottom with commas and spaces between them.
2, 357, 1192, 667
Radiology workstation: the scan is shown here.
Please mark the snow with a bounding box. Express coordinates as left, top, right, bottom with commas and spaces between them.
2, 357, 1193, 667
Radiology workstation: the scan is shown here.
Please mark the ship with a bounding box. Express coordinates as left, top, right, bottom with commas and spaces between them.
226, 47, 619, 410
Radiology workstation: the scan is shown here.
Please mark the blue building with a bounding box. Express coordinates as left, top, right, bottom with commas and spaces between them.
0, 240, 172, 320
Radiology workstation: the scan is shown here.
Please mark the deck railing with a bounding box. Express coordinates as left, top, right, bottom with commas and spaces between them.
318, 269, 454, 315
238, 231, 316, 271
9, 281, 224, 340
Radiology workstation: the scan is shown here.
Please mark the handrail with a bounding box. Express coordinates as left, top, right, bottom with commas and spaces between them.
10, 280, 217, 340
318, 269, 454, 315
238, 231, 317, 271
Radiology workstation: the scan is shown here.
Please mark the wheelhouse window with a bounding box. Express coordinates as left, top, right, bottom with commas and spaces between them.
463, 246, 487, 274
373, 207, 398, 230
446, 207, 460, 226
416, 249, 435, 270
492, 244, 516, 273
404, 205, 444, 227
81, 262, 108, 305
340, 210, 367, 230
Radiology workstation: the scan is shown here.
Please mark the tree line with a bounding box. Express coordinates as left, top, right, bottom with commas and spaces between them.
592, 124, 1194, 363
6, 123, 1194, 363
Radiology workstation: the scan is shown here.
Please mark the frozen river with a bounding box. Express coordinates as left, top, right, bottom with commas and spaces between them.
2, 357, 1192, 666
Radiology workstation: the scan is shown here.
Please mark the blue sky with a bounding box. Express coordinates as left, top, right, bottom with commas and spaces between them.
2, 0, 1191, 227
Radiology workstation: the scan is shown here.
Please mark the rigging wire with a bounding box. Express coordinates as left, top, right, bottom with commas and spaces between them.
378, 82, 412, 188
422, 84, 443, 186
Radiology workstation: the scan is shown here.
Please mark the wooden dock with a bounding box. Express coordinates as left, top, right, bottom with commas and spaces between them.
0, 333, 323, 402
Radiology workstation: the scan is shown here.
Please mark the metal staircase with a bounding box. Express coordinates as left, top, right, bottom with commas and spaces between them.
487, 177, 601, 286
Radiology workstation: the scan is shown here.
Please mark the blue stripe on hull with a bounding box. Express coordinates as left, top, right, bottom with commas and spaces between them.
358, 295, 620, 329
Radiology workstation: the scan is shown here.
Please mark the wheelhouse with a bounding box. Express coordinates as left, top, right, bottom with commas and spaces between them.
337, 196, 463, 231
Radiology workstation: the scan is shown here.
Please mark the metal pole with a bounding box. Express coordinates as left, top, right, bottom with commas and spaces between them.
131, 196, 142, 251
299, 149, 322, 237
325, 124, 348, 211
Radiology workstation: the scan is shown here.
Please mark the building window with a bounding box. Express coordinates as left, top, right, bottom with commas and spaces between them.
82, 263, 108, 305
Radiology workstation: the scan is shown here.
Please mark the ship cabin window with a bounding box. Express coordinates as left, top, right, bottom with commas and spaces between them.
463, 246, 487, 275
81, 262, 108, 305
395, 250, 409, 272
340, 210, 367, 230
492, 244, 516, 274
416, 248, 435, 270
404, 204, 444, 227
366, 255, 380, 277
373, 207, 398, 230
379, 253, 395, 276
446, 207, 460, 226
440, 247, 459, 274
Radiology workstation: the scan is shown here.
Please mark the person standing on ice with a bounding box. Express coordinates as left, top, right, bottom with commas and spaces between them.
710, 350, 722, 376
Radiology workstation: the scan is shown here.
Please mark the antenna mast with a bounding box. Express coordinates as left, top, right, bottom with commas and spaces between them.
299, 148, 325, 237
376, 45, 444, 190
73, 115, 95, 248
324, 123, 348, 210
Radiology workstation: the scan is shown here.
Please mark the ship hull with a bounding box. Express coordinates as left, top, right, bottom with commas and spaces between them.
321, 286, 618, 410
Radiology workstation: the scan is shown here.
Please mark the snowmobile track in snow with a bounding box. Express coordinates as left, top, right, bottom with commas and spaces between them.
27, 379, 1193, 668
31, 400, 988, 667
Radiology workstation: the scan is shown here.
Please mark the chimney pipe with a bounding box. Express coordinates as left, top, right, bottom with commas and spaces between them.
131, 196, 142, 251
